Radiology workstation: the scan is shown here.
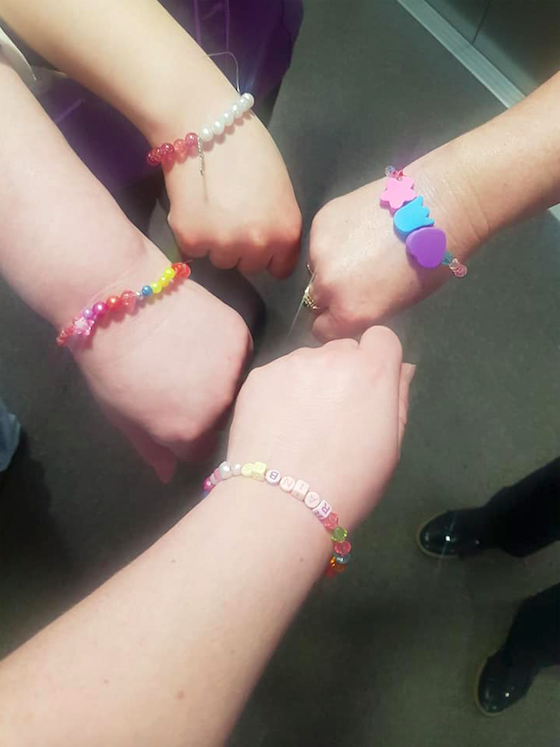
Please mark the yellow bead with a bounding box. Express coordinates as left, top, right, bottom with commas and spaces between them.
151, 281, 162, 294
164, 267, 175, 279
241, 463, 254, 478
160, 275, 170, 287
252, 462, 267, 481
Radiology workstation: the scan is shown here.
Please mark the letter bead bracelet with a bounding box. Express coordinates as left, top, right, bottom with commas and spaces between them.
381, 166, 467, 277
204, 461, 352, 577
56, 262, 191, 347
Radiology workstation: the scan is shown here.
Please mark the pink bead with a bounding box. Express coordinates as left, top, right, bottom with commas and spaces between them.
82, 307, 94, 320
146, 147, 161, 166
92, 301, 108, 318
160, 142, 174, 159
213, 468, 222, 482
173, 138, 187, 154
203, 477, 213, 492
323, 512, 339, 530
184, 132, 198, 150
120, 290, 137, 310
334, 540, 352, 556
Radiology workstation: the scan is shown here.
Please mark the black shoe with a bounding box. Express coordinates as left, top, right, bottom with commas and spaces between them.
416, 509, 494, 559
475, 647, 537, 716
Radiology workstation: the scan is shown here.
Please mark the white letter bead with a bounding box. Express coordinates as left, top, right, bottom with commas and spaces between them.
218, 461, 232, 480
280, 476, 296, 493
265, 469, 281, 486
292, 480, 310, 502
241, 463, 254, 478
223, 110, 234, 127
252, 462, 267, 481
232, 463, 242, 476
200, 126, 214, 142
304, 491, 321, 509
312, 500, 332, 520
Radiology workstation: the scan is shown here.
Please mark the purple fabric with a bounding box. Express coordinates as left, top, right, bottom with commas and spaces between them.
35, 0, 303, 192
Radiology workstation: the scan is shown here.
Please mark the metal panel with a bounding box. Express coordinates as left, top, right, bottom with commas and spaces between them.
425, 0, 489, 41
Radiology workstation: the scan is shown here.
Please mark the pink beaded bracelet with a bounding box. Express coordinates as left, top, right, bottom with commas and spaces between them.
146, 92, 255, 175
204, 460, 352, 577
56, 262, 191, 347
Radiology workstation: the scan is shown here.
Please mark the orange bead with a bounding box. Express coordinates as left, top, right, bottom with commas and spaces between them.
107, 295, 121, 310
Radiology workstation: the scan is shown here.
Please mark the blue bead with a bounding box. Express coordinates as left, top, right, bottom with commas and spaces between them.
334, 552, 351, 565
394, 196, 434, 235
141, 285, 153, 296
441, 251, 453, 265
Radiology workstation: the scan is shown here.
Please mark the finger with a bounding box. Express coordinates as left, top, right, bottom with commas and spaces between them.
237, 250, 272, 275
208, 249, 240, 270
397, 363, 416, 450
358, 325, 403, 366
322, 338, 359, 352
267, 239, 300, 279
312, 310, 346, 342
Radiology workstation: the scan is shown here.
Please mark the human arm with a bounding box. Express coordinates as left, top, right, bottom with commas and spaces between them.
0, 0, 302, 276
0, 55, 251, 480
309, 71, 560, 340
0, 327, 414, 747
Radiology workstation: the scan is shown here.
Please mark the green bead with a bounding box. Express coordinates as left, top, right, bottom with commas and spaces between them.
331, 526, 348, 542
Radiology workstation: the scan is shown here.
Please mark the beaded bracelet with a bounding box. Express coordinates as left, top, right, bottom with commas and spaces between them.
380, 166, 467, 277
56, 262, 191, 347
146, 92, 255, 175
204, 461, 352, 577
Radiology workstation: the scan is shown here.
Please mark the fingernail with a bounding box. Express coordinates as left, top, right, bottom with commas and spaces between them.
404, 363, 417, 384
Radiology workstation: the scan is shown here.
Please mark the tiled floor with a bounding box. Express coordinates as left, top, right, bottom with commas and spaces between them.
1, 1, 559, 745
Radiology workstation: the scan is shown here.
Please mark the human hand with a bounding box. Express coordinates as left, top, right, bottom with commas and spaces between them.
226, 327, 415, 527
162, 101, 302, 278
73, 248, 252, 483
307, 158, 484, 341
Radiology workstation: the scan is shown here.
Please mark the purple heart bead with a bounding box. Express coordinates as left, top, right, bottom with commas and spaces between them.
406, 227, 447, 269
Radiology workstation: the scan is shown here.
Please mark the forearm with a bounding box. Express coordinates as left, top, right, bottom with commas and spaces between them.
0, 477, 332, 747
0, 57, 165, 329
0, 0, 236, 144
408, 71, 560, 260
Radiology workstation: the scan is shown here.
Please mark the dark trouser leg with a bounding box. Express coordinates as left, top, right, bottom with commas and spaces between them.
504, 583, 560, 671
483, 458, 560, 557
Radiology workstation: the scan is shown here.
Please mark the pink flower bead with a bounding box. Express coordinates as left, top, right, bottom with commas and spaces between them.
185, 132, 198, 150
323, 513, 339, 531
333, 540, 352, 556
173, 138, 187, 154
92, 301, 108, 319
146, 147, 161, 166
120, 290, 137, 311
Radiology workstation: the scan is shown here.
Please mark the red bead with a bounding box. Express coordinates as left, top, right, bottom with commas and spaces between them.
160, 142, 174, 158
173, 138, 187, 154
107, 295, 121, 310
323, 513, 339, 531
333, 540, 352, 556
120, 290, 137, 310
184, 132, 198, 150
181, 263, 191, 279
146, 147, 161, 166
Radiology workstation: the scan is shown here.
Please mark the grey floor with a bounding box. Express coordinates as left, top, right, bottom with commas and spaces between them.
1, 1, 559, 745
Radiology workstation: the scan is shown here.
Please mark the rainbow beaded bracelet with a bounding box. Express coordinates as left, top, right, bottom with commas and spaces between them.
380, 166, 467, 277
204, 460, 352, 577
56, 262, 191, 347
146, 92, 255, 175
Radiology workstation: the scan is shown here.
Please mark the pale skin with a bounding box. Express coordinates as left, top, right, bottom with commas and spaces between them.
0, 0, 302, 277
0, 328, 415, 747
309, 71, 560, 340
0, 56, 253, 481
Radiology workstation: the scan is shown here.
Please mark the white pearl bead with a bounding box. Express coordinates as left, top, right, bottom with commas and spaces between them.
200, 126, 213, 142
241, 92, 254, 110
238, 96, 250, 113
212, 118, 225, 136
232, 463, 242, 476
223, 110, 234, 127
218, 461, 232, 480
231, 103, 243, 120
